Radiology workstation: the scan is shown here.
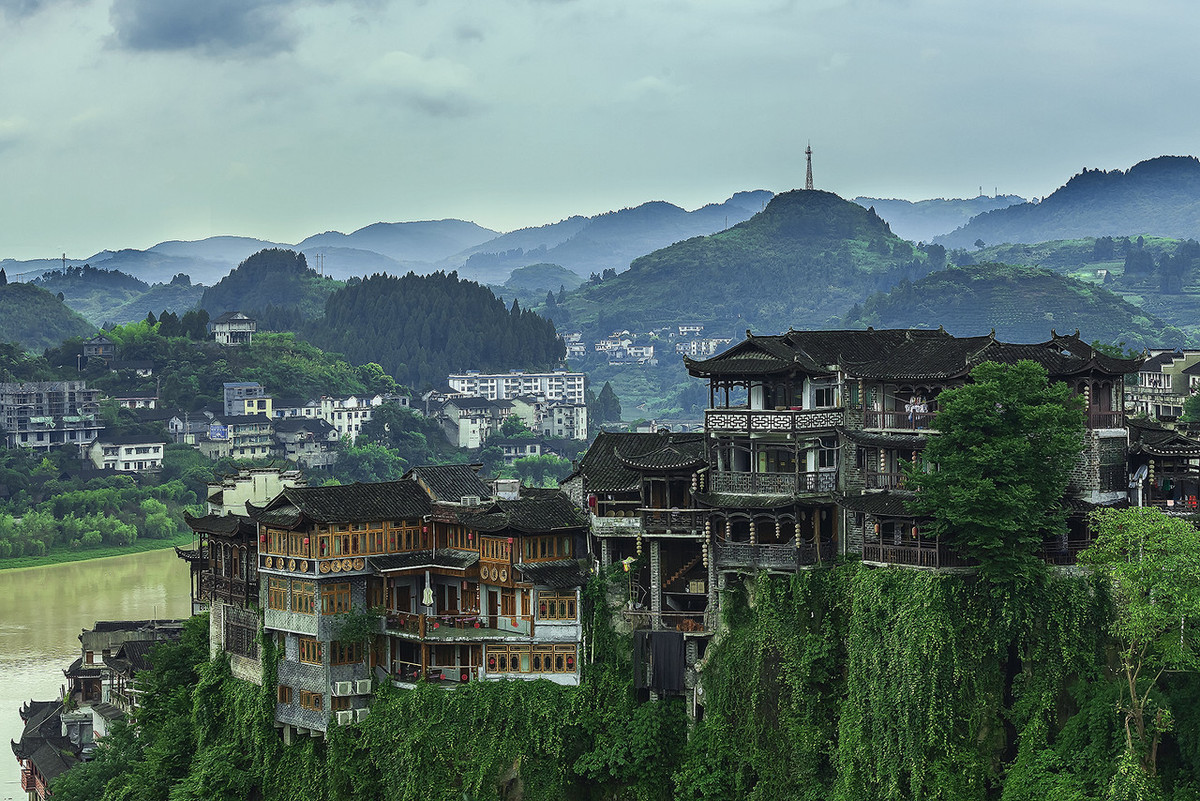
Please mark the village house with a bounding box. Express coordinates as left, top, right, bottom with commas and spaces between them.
1127, 349, 1200, 420
86, 433, 165, 472
82, 333, 116, 364
199, 414, 276, 461
273, 417, 340, 470
448, 370, 586, 406
224, 381, 269, 416
210, 311, 257, 346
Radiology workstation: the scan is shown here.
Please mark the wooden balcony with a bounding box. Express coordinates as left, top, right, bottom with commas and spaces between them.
705, 407, 845, 434
200, 574, 258, 607
861, 541, 976, 569
590, 513, 643, 536
708, 470, 837, 495
1040, 539, 1092, 566
863, 409, 937, 430
641, 508, 706, 532
864, 471, 907, 490
621, 609, 713, 633
385, 611, 535, 639
1087, 410, 1123, 429
714, 540, 834, 572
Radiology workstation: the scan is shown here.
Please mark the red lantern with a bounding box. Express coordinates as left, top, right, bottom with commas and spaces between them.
422, 525, 428, 533
566, 655, 575, 670
587, 494, 597, 508
460, 671, 469, 683
303, 537, 310, 545
507, 537, 513, 544
488, 656, 496, 670
260, 534, 267, 543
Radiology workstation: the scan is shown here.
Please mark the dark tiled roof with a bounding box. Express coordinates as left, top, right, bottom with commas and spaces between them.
406, 464, 491, 503
615, 432, 706, 471
837, 491, 920, 517
1181, 361, 1200, 376
25, 739, 80, 782
458, 488, 586, 534
516, 559, 590, 588
104, 639, 157, 675
694, 491, 797, 509
212, 311, 253, 323
372, 549, 480, 572
1128, 417, 1200, 457
274, 417, 336, 435
183, 512, 253, 537
248, 481, 431, 526
88, 619, 185, 634
841, 430, 927, 450
1142, 351, 1181, 371
92, 702, 125, 722
135, 407, 177, 422
687, 329, 1142, 381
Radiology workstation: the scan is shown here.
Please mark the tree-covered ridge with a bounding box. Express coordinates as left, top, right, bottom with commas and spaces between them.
560, 190, 942, 335
853, 194, 1025, 243
0, 281, 97, 351
937, 155, 1200, 248
304, 271, 565, 389
32, 265, 205, 325
200, 249, 342, 321
841, 263, 1189, 350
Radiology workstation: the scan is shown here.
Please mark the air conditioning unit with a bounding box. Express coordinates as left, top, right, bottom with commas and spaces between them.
336, 710, 353, 726
355, 679, 372, 695
355, 708, 370, 723
460, 495, 480, 506
333, 681, 353, 697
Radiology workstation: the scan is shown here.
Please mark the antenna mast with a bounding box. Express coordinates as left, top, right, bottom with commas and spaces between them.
805, 143, 814, 191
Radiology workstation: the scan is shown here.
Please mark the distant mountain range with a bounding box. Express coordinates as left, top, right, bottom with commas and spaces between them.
841, 263, 1188, 349
936, 156, 1200, 248
853, 195, 1025, 244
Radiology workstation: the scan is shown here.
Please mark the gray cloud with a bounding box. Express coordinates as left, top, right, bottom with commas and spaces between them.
109, 0, 298, 55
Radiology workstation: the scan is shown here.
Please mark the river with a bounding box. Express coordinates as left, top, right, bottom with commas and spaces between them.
0, 548, 192, 798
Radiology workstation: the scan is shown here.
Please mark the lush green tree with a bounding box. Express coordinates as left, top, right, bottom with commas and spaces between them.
1082, 508, 1200, 787
499, 415, 536, 438
909, 360, 1085, 583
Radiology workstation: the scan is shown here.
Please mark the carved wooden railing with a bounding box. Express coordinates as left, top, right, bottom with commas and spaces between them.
863, 471, 907, 490
863, 409, 937, 430
708, 470, 837, 495
705, 407, 844, 433
641, 508, 706, 531
1040, 540, 1092, 566
714, 540, 834, 571
621, 609, 713, 633
861, 542, 976, 569
1087, 411, 1123, 429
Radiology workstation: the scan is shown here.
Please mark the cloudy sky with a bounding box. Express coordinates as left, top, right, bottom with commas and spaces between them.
0, 0, 1195, 259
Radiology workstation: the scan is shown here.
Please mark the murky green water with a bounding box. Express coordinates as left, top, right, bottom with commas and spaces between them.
0, 548, 191, 796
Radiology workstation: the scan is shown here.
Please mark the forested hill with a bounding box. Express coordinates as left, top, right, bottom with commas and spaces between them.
0, 280, 96, 351
303, 271, 565, 389
937, 156, 1200, 247
854, 194, 1024, 243
841, 263, 1188, 349
559, 189, 941, 334
32, 264, 204, 325
200, 249, 342, 320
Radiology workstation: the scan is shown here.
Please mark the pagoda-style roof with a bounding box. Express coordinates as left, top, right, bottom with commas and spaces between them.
516, 559, 590, 589
183, 511, 253, 537
247, 480, 431, 527
102, 640, 157, 677
457, 488, 586, 535
837, 491, 920, 517
841, 429, 927, 450
694, 491, 797, 510
687, 328, 1143, 382
1128, 417, 1200, 457
566, 431, 704, 494
372, 549, 480, 573
404, 464, 491, 503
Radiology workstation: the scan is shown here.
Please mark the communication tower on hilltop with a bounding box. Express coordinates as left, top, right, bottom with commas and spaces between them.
805, 143, 814, 191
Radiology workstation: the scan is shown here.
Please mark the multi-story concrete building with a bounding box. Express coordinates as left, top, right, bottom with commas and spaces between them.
87, 434, 165, 472
224, 382, 268, 416
448, 371, 585, 407
1128, 349, 1200, 419
211, 311, 256, 346
0, 381, 103, 450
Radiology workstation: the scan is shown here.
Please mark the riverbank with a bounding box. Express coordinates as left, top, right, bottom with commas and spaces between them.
0, 530, 194, 572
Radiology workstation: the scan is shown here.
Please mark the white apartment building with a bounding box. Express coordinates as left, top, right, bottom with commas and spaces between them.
448, 371, 586, 406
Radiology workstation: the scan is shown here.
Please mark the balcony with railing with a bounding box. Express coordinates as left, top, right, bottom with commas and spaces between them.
714, 540, 835, 572
590, 512, 643, 536
708, 470, 837, 496
621, 609, 713, 633
1040, 539, 1092, 566
861, 541, 976, 569
641, 507, 706, 533
705, 406, 845, 434
1087, 410, 1123, 429
863, 471, 907, 490
200, 573, 257, 606
863, 409, 937, 431
385, 610, 535, 639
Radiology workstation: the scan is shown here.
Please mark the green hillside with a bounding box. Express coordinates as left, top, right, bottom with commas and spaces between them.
33, 264, 205, 325
841, 263, 1188, 349
0, 281, 96, 351
200, 249, 342, 320
560, 190, 939, 334
938, 155, 1200, 247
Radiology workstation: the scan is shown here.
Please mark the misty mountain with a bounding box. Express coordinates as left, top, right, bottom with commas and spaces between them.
201, 249, 341, 320
296, 219, 498, 266
449, 190, 776, 284
148, 235, 285, 265
31, 264, 203, 326
841, 263, 1188, 350
854, 195, 1025, 243
936, 156, 1200, 248
559, 189, 938, 334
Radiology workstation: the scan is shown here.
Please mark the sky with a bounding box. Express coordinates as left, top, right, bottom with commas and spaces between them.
1, 0, 1197, 260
